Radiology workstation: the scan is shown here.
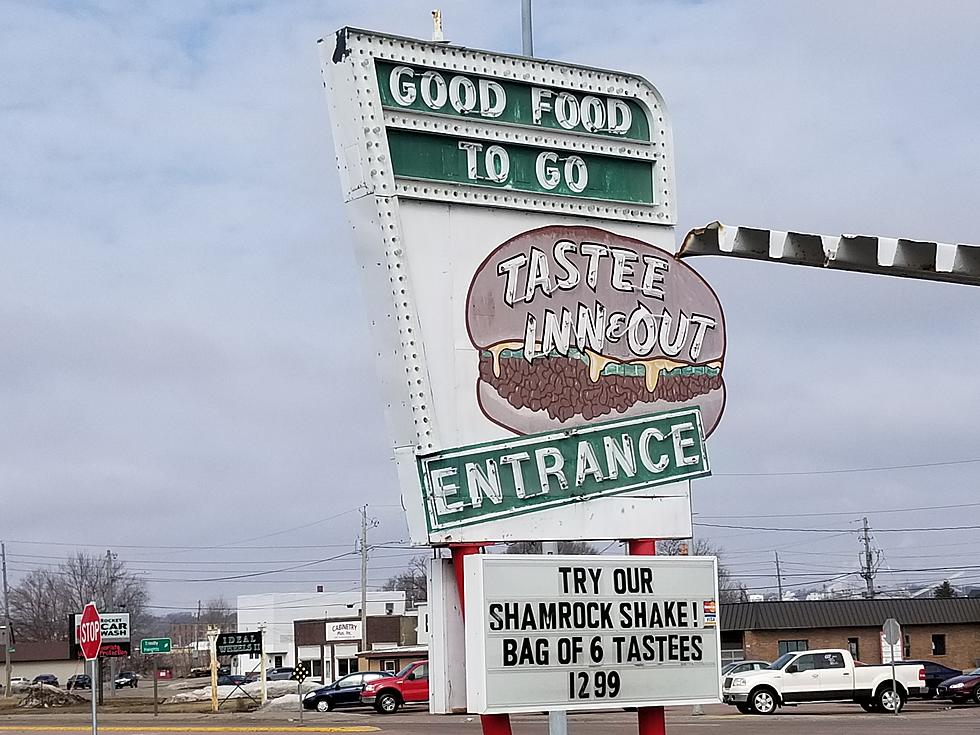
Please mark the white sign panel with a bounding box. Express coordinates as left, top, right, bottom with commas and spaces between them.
320, 29, 727, 545
73, 612, 130, 642
463, 554, 720, 714
326, 620, 362, 642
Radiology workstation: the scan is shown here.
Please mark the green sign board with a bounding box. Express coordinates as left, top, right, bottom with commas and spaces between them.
417, 408, 709, 533
140, 637, 171, 655
376, 61, 651, 141
388, 130, 655, 205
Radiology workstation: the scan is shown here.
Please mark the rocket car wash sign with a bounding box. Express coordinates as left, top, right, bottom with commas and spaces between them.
70, 611, 130, 659
320, 29, 723, 545
464, 555, 721, 714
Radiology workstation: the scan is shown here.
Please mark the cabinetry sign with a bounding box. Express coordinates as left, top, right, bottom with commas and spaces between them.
463, 555, 720, 714
418, 408, 709, 533
216, 632, 262, 657
326, 620, 362, 642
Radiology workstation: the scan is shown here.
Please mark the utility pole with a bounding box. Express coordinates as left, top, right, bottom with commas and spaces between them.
360, 505, 368, 655
2, 542, 11, 699
105, 550, 115, 699
859, 517, 880, 599
774, 552, 784, 600
195, 600, 202, 664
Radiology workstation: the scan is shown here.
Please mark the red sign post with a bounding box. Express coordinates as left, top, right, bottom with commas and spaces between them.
78, 602, 100, 735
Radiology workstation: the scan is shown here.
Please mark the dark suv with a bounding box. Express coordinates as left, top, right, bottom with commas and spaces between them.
32, 674, 59, 687
67, 674, 92, 690
114, 671, 140, 689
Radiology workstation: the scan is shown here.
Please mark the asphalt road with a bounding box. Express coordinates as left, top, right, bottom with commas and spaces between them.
0, 701, 977, 734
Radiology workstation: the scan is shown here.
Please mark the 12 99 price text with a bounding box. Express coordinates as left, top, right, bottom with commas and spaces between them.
568, 670, 621, 700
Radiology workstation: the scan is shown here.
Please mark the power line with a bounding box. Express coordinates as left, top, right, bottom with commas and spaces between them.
715, 457, 980, 477
697, 500, 980, 519
695, 521, 980, 533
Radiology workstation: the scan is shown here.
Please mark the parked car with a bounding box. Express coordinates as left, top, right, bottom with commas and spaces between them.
244, 671, 261, 683
360, 661, 429, 714
903, 660, 961, 698
189, 666, 210, 678
267, 667, 294, 681
722, 649, 924, 714
32, 674, 59, 687
722, 660, 770, 677
6, 677, 31, 692
114, 671, 140, 689
217, 674, 247, 687
302, 671, 387, 712
937, 667, 980, 703
67, 674, 92, 690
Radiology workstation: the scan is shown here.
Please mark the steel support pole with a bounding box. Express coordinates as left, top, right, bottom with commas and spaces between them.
451, 545, 513, 735
152, 659, 158, 717
89, 658, 98, 735
542, 541, 568, 735
521, 0, 534, 57
629, 539, 666, 735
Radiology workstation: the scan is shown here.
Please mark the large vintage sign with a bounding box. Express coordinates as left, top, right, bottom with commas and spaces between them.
320, 29, 722, 545
463, 555, 720, 714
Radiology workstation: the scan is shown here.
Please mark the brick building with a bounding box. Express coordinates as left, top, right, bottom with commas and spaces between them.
722, 598, 980, 672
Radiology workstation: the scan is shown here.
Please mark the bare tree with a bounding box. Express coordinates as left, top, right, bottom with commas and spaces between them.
657, 539, 748, 603
505, 541, 598, 555
8, 552, 149, 641
382, 557, 427, 608
201, 597, 236, 630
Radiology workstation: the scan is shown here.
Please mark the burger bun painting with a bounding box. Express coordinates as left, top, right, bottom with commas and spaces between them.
466, 226, 726, 437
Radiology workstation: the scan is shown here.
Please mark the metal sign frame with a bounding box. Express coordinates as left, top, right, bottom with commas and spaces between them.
319, 27, 702, 547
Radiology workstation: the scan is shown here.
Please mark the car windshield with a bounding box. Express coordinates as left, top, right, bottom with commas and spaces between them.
966, 667, 980, 675
770, 654, 796, 670
721, 662, 738, 674
394, 664, 414, 678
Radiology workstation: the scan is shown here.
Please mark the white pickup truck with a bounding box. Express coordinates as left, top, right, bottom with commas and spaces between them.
722, 649, 924, 714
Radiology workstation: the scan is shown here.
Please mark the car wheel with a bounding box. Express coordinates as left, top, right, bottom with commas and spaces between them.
375, 692, 399, 714
877, 687, 904, 713
316, 699, 333, 712
750, 688, 777, 715
735, 703, 753, 714
972, 686, 980, 705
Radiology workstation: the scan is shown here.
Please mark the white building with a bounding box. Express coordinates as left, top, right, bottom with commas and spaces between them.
234, 590, 406, 675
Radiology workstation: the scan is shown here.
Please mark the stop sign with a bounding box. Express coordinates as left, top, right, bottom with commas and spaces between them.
78, 602, 102, 661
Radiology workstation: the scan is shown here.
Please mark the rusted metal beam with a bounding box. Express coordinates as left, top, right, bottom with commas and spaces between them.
679, 221, 980, 287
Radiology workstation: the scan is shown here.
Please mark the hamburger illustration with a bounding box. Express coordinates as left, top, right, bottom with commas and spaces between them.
465, 225, 726, 436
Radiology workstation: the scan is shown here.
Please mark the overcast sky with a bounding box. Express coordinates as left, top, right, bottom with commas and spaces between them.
3, 0, 980, 613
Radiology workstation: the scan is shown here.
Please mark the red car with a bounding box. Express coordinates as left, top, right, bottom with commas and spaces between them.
360, 661, 429, 714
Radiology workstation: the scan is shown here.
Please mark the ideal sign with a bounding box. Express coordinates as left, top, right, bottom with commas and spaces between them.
216, 632, 262, 657
320, 29, 724, 545
463, 555, 720, 714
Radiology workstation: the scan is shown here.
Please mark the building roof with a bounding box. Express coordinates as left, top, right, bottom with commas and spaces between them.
722, 597, 980, 632
11, 641, 72, 663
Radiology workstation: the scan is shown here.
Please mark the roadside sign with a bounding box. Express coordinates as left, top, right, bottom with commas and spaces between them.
463, 554, 720, 714
320, 29, 727, 546
419, 408, 709, 534
78, 602, 102, 661
70, 612, 130, 659
216, 632, 262, 657
140, 638, 172, 655
291, 663, 309, 683
882, 618, 901, 646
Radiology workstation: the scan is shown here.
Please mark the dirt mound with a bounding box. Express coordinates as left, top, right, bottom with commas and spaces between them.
19, 684, 87, 708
